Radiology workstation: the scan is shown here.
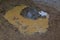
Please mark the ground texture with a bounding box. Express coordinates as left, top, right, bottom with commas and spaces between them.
0, 0, 60, 40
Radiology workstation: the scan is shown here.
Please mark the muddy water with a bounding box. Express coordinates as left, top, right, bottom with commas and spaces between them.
4, 5, 49, 35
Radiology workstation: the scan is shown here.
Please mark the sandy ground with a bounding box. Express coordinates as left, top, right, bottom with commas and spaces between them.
0, 0, 60, 40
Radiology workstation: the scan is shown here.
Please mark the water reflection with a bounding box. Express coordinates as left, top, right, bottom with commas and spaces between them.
20, 7, 48, 20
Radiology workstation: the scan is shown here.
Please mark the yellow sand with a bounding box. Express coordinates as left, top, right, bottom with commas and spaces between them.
4, 5, 49, 35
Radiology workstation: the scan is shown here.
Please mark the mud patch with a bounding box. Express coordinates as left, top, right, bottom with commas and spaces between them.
4, 5, 49, 35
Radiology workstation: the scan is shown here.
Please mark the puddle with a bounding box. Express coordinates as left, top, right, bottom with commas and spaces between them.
4, 5, 49, 35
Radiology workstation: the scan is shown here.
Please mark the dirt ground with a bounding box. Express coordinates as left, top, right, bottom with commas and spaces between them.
0, 0, 60, 40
